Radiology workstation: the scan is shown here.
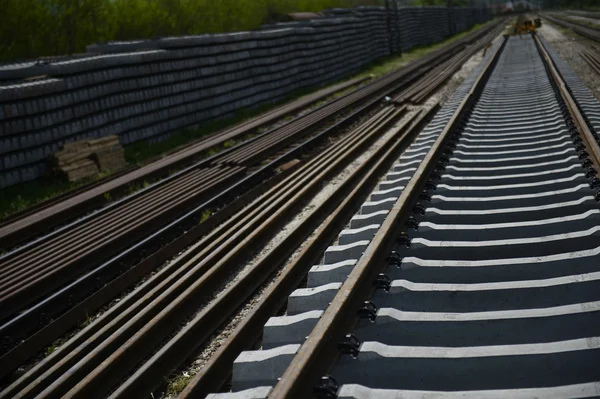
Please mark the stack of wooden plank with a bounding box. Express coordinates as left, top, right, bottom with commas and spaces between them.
52, 136, 127, 182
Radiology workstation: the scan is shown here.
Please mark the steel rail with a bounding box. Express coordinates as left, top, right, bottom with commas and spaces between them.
178, 105, 440, 399
0, 96, 399, 378
581, 46, 600, 75
0, 19, 506, 376
107, 110, 428, 399
394, 24, 504, 105
2, 104, 406, 399
0, 65, 405, 373
0, 68, 405, 314
266, 34, 508, 399
543, 14, 600, 43
0, 76, 370, 248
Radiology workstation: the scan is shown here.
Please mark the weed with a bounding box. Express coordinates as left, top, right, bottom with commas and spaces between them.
81, 311, 93, 328
45, 344, 57, 357
200, 210, 212, 223
223, 139, 236, 149
104, 192, 112, 202
166, 372, 194, 396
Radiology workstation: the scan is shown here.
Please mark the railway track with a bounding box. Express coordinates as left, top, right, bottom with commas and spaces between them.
543, 14, 600, 43
563, 10, 600, 20
0, 22, 502, 397
581, 44, 600, 76
0, 92, 430, 399
0, 20, 506, 391
209, 34, 600, 398
0, 20, 503, 251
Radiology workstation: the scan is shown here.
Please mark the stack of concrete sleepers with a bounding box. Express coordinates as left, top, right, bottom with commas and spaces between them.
0, 10, 389, 188
0, 6, 492, 189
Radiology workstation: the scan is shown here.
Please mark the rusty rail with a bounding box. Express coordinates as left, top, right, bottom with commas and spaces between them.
267, 34, 508, 399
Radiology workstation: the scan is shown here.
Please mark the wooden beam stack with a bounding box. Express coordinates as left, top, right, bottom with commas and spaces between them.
52, 136, 127, 182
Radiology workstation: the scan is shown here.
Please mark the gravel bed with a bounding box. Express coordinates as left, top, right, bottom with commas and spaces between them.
538, 20, 600, 102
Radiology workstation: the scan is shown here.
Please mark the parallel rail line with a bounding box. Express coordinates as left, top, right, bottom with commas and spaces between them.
0, 76, 368, 248
0, 75, 369, 245
543, 13, 600, 43
1, 95, 420, 399
0, 20, 506, 391
581, 45, 600, 76
211, 33, 600, 399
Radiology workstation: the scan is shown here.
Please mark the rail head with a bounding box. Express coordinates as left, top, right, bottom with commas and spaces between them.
266, 35, 509, 399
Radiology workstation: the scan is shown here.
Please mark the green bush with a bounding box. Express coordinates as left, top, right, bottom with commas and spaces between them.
1, 0, 383, 62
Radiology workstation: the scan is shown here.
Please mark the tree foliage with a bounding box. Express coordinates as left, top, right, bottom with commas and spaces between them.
2, 0, 477, 62
539, 0, 600, 8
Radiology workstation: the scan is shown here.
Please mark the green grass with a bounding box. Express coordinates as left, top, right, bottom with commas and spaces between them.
0, 174, 103, 221
166, 372, 194, 397
44, 344, 58, 357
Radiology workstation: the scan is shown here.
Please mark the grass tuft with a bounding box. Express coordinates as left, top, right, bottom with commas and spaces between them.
166, 372, 194, 397
45, 344, 57, 357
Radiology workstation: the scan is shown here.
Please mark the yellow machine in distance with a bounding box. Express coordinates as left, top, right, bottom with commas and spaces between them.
512, 16, 542, 35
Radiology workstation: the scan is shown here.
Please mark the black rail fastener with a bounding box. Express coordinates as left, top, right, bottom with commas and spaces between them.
373, 274, 392, 292
413, 203, 427, 215
430, 170, 442, 181
419, 191, 432, 202
314, 376, 339, 399
339, 334, 361, 358
387, 251, 403, 267
397, 232, 412, 247
358, 301, 378, 322
589, 178, 600, 189
425, 181, 438, 191
586, 168, 598, 178
406, 216, 420, 230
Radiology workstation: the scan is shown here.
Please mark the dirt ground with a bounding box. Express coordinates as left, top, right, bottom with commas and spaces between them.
538, 20, 600, 102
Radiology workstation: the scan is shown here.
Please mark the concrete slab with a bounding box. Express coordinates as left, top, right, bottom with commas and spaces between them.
287, 282, 341, 314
